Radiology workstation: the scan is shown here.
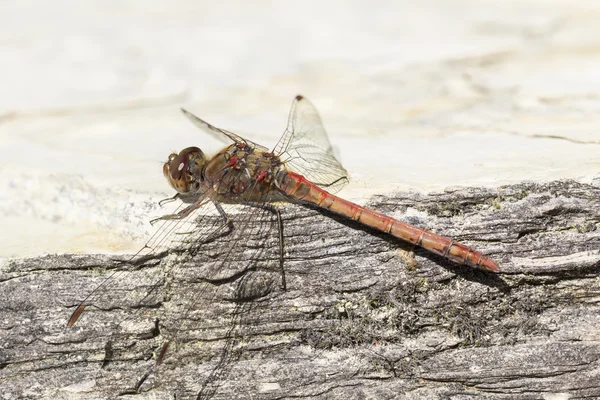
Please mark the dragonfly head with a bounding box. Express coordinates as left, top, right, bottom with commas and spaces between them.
163, 146, 207, 194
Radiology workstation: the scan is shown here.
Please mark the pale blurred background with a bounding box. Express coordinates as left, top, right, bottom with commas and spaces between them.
1, 0, 599, 258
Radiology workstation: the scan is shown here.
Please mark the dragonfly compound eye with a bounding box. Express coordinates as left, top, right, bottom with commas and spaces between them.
163, 147, 206, 194
169, 153, 189, 180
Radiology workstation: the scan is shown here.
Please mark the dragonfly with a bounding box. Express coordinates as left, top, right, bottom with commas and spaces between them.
67, 95, 499, 369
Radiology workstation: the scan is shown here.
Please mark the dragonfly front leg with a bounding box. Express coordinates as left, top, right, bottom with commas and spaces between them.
242, 202, 286, 290
158, 193, 181, 207
150, 199, 206, 225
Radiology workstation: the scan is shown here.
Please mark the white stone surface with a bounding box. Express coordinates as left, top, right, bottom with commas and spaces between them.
1, 0, 599, 258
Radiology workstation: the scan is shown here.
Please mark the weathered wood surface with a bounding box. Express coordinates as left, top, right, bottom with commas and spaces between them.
1, 179, 600, 400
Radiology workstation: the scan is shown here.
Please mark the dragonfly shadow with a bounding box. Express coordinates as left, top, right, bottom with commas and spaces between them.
156, 218, 281, 398
302, 203, 509, 292
195, 272, 276, 400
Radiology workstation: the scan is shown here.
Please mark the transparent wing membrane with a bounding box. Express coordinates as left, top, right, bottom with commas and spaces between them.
67, 165, 285, 393
181, 108, 268, 151
273, 95, 349, 193
182, 97, 348, 192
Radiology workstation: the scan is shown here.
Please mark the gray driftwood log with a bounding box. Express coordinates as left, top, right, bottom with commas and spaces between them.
1, 179, 600, 400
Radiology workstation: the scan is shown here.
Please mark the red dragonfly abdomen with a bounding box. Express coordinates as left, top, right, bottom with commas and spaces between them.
280, 171, 499, 272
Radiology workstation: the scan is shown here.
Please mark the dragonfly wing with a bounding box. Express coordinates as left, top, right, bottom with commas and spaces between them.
181, 108, 268, 151
67, 193, 221, 327
272, 95, 349, 193
67, 167, 285, 374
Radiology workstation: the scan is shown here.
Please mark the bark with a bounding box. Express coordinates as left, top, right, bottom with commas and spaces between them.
1, 179, 600, 400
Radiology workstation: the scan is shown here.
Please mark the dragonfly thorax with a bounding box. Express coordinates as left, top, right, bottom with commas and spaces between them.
163, 146, 208, 195
202, 143, 288, 203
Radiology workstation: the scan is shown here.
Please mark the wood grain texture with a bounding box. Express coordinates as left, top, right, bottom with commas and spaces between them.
1, 179, 599, 399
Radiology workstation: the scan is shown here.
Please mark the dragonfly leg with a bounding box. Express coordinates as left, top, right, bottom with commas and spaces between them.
242, 202, 286, 290
174, 201, 235, 250
311, 176, 349, 189
150, 200, 204, 225
158, 192, 181, 207
202, 201, 234, 243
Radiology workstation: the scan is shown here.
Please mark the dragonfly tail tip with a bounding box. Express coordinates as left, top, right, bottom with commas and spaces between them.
481, 257, 500, 272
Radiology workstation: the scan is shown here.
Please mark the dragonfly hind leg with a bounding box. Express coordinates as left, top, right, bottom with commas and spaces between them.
201, 201, 235, 244
172, 201, 235, 252
242, 202, 286, 290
